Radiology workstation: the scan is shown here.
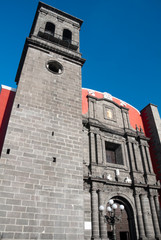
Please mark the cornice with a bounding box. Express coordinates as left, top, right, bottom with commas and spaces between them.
38, 2, 83, 26
87, 95, 129, 111
27, 37, 86, 65
83, 176, 161, 190
15, 37, 86, 84
82, 116, 149, 140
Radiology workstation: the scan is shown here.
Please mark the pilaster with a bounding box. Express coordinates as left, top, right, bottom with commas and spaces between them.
98, 190, 108, 240
134, 192, 146, 239
91, 184, 99, 239
149, 192, 161, 239
140, 194, 154, 239
97, 134, 103, 165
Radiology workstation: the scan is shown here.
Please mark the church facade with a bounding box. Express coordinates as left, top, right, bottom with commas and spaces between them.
0, 2, 161, 240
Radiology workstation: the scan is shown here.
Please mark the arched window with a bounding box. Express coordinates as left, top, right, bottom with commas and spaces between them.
45, 22, 55, 35
63, 29, 72, 43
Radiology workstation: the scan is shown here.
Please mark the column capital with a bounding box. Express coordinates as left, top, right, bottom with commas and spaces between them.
140, 193, 147, 198
134, 188, 142, 196
98, 188, 104, 193
92, 182, 98, 191
148, 190, 157, 198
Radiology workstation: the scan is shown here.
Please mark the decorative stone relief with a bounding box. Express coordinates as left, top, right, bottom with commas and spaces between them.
88, 90, 95, 96
124, 177, 132, 183
103, 92, 113, 100
107, 174, 113, 181
156, 180, 161, 186
120, 100, 127, 107
102, 172, 113, 181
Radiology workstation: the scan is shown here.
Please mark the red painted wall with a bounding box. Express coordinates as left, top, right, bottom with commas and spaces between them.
0, 86, 16, 155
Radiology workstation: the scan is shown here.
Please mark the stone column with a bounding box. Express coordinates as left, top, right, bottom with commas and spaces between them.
102, 138, 106, 165
134, 193, 146, 239
145, 146, 154, 174
154, 195, 161, 229
90, 132, 96, 164
89, 100, 95, 118
91, 186, 99, 239
123, 141, 130, 168
149, 194, 161, 239
122, 110, 129, 129
133, 143, 139, 171
97, 134, 103, 165
98, 190, 108, 239
140, 144, 149, 174
127, 140, 136, 171
134, 142, 144, 172
140, 194, 153, 238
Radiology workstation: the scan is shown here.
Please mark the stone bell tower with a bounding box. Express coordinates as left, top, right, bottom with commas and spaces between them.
0, 2, 85, 239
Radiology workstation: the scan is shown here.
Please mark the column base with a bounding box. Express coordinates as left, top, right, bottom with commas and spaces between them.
91, 238, 109, 240
147, 236, 161, 240
141, 237, 161, 240
155, 237, 161, 240
139, 234, 161, 240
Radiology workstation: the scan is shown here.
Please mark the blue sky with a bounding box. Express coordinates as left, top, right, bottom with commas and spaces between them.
1, 0, 161, 113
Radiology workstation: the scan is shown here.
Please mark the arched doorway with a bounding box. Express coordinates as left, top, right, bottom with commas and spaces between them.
106, 197, 137, 240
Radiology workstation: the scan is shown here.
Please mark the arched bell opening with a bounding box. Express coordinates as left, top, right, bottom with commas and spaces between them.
45, 22, 55, 36
63, 29, 72, 44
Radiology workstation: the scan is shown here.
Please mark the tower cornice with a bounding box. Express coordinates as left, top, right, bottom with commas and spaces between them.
15, 37, 86, 84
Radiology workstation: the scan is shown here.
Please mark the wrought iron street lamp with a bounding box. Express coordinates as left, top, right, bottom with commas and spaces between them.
99, 199, 124, 240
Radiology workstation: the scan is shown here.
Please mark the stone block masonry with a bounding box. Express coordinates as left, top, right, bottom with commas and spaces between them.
0, 45, 84, 239
0, 2, 85, 238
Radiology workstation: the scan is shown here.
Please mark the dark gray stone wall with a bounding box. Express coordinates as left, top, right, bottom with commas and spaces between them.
0, 3, 85, 240
141, 104, 161, 181
0, 46, 84, 240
